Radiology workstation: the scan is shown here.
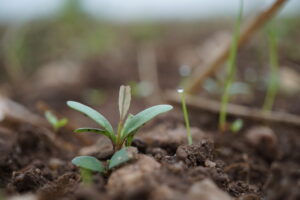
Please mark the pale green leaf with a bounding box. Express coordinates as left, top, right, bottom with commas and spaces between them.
118, 85, 131, 121
108, 148, 134, 169
56, 118, 68, 129
75, 127, 116, 142
67, 101, 114, 135
45, 111, 58, 127
230, 119, 243, 133
72, 156, 105, 173
121, 105, 173, 138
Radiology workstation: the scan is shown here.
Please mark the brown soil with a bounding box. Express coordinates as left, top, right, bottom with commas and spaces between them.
1, 23, 300, 200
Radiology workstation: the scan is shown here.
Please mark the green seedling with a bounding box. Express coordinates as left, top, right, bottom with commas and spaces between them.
262, 24, 279, 111
219, 0, 243, 132
230, 118, 244, 133
45, 111, 68, 131
72, 147, 137, 179
67, 85, 173, 151
177, 88, 192, 145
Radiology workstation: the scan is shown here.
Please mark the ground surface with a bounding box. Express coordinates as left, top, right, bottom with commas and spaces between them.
0, 21, 300, 200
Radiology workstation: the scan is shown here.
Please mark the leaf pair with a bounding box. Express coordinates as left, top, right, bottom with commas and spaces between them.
72, 148, 135, 173
45, 111, 68, 131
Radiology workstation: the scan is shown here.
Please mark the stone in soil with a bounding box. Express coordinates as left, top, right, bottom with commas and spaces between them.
245, 126, 279, 161
187, 178, 232, 200
107, 154, 161, 198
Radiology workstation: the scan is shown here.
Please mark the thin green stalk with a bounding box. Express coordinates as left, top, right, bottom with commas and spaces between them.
219, 0, 243, 132
80, 168, 92, 185
178, 89, 192, 145
262, 24, 279, 111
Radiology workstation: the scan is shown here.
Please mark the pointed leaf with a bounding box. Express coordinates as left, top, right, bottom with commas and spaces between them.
67, 101, 114, 135
45, 111, 58, 126
72, 156, 105, 173
118, 85, 131, 121
108, 148, 137, 169
75, 127, 116, 142
121, 105, 173, 138
56, 118, 68, 129
121, 114, 134, 138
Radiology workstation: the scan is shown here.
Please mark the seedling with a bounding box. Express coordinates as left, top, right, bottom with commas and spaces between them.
72, 147, 137, 179
219, 0, 243, 132
67, 85, 173, 151
45, 110, 68, 131
177, 88, 192, 145
262, 24, 279, 111
230, 118, 244, 133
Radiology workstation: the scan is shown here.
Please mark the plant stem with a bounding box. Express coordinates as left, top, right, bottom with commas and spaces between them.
219, 0, 243, 132
178, 89, 192, 145
262, 24, 279, 111
116, 121, 124, 150
80, 168, 92, 185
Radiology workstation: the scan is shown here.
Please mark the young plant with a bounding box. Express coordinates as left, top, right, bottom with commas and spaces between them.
177, 88, 192, 145
230, 118, 244, 133
219, 0, 243, 132
72, 147, 137, 178
45, 110, 68, 131
67, 85, 173, 151
262, 24, 279, 111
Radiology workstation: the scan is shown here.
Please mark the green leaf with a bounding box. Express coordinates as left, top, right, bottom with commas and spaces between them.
67, 101, 114, 135
75, 127, 116, 142
108, 148, 135, 169
121, 105, 173, 138
72, 156, 105, 173
230, 118, 243, 133
119, 85, 131, 121
45, 111, 58, 127
56, 118, 68, 129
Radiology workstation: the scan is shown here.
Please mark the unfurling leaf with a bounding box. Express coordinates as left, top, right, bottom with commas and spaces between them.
121, 105, 173, 138
118, 85, 131, 121
67, 101, 114, 135
72, 156, 105, 173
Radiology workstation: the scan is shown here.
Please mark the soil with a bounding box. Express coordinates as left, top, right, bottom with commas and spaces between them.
1, 23, 300, 200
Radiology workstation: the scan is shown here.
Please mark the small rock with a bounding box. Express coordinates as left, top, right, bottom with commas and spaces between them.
245, 126, 279, 160
187, 179, 232, 200
150, 185, 183, 200
7, 194, 38, 200
48, 158, 65, 170
205, 160, 216, 168
107, 155, 160, 195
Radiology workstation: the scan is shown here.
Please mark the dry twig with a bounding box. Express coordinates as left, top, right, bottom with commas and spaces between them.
166, 91, 300, 127
185, 0, 289, 94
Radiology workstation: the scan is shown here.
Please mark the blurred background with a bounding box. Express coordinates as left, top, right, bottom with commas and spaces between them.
0, 0, 300, 123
